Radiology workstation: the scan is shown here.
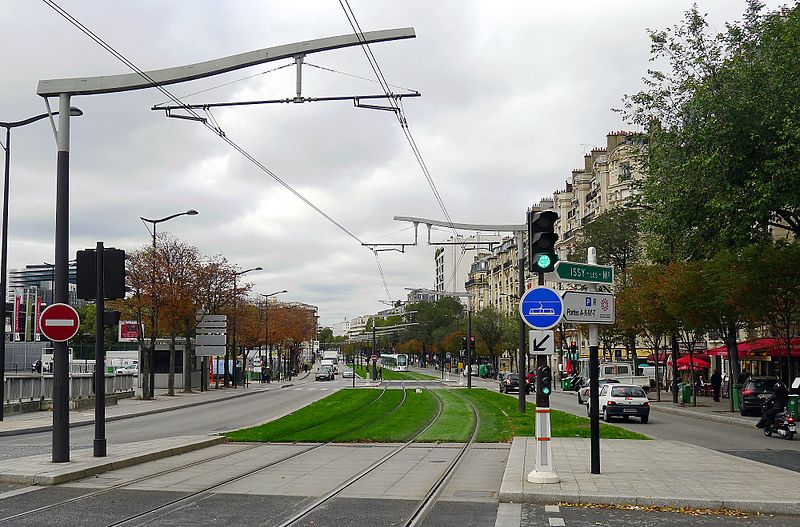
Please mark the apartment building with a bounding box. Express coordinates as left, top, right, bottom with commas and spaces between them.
464, 131, 641, 316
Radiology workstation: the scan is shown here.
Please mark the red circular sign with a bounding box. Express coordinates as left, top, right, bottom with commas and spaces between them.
39, 303, 81, 342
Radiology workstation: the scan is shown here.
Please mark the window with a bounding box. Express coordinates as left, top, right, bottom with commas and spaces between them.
600, 385, 608, 396
619, 161, 632, 181
611, 386, 646, 398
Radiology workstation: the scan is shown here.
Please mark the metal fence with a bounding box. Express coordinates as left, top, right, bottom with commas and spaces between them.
3, 373, 134, 404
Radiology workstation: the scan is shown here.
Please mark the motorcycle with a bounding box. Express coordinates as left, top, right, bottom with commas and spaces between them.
763, 407, 796, 440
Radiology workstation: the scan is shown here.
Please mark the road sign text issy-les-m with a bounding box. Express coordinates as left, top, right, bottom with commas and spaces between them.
555, 261, 613, 284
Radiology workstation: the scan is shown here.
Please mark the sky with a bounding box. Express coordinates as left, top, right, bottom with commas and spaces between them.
0, 0, 783, 327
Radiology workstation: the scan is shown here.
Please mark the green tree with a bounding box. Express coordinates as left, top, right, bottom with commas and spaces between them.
620, 2, 800, 257
473, 307, 508, 378
569, 208, 642, 287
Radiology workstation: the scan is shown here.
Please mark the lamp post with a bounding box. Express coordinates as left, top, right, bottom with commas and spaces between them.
231, 267, 262, 388
261, 290, 286, 383
0, 107, 82, 422
140, 209, 198, 399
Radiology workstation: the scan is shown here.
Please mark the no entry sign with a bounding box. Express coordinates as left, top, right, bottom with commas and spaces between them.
40, 303, 80, 342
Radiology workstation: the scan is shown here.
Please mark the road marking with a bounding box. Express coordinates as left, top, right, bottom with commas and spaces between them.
544, 505, 560, 513
493, 502, 521, 527
44, 319, 75, 327
548, 518, 565, 527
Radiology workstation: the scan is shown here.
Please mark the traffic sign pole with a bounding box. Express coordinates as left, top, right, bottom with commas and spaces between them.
94, 242, 106, 457
587, 247, 601, 474
528, 271, 559, 484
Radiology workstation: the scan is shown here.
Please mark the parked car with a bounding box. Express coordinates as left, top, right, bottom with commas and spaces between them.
593, 383, 650, 423
342, 368, 354, 379
115, 364, 139, 375
315, 366, 334, 381
740, 376, 780, 416
499, 373, 532, 394
577, 379, 620, 405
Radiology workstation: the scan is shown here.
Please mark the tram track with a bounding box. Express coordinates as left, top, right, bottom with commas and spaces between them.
0, 384, 477, 527
0, 382, 391, 526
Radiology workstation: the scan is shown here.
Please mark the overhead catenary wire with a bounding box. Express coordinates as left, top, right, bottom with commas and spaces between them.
42, 0, 398, 304
338, 0, 471, 291
41, 0, 370, 249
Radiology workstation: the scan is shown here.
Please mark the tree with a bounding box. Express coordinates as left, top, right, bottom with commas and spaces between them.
620, 2, 800, 257
473, 307, 508, 379
755, 243, 800, 384
569, 208, 642, 287
156, 235, 201, 396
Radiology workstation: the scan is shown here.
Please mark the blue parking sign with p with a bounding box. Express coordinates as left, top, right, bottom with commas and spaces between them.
518, 287, 563, 330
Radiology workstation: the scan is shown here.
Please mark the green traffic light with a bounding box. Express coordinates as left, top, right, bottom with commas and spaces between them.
542, 386, 551, 396
537, 254, 551, 268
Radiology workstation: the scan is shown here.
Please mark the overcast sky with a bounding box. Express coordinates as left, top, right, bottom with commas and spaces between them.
0, 1, 782, 326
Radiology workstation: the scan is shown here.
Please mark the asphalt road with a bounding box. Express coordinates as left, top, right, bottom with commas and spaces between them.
414, 367, 800, 473
0, 375, 349, 461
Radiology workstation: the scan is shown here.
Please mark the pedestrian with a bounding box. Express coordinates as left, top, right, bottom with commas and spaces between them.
260, 368, 267, 384
378, 366, 383, 380
710, 371, 722, 402
265, 367, 272, 384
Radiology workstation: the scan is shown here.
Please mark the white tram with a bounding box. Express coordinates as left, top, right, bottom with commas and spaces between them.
379, 353, 408, 372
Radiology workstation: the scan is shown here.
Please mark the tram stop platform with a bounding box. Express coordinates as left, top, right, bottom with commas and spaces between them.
499, 437, 800, 515
0, 435, 222, 486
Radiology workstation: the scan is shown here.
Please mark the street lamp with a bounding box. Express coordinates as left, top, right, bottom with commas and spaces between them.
0, 107, 82, 422
261, 290, 287, 382
139, 209, 198, 399
231, 266, 262, 388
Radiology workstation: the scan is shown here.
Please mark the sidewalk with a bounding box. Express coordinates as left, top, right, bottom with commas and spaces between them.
0, 373, 308, 437
646, 391, 757, 428
500, 436, 800, 514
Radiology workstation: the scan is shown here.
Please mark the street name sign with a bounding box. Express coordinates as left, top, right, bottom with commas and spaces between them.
555, 261, 613, 284
40, 303, 80, 342
529, 330, 555, 355
561, 291, 615, 324
519, 287, 563, 330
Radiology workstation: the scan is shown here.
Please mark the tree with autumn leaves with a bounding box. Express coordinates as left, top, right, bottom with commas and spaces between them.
120, 234, 317, 396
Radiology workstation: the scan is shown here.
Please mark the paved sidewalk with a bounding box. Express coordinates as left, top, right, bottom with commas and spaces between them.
0, 435, 223, 485
0, 374, 307, 437
500, 437, 800, 514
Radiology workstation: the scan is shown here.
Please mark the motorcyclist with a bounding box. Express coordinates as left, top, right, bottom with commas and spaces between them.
756, 382, 789, 429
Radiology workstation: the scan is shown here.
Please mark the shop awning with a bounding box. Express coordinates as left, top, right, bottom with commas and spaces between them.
707, 338, 800, 357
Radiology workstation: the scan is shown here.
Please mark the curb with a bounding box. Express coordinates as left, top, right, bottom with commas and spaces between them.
0, 387, 272, 438
0, 436, 224, 486
498, 437, 800, 515
497, 490, 800, 516
649, 403, 755, 428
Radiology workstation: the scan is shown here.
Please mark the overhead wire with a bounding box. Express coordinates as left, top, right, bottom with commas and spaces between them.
41, 0, 367, 248
338, 0, 472, 293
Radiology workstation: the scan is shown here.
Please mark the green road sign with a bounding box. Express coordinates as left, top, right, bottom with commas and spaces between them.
554, 261, 614, 284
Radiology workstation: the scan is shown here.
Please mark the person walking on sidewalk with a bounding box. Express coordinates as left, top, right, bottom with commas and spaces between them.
710, 371, 722, 402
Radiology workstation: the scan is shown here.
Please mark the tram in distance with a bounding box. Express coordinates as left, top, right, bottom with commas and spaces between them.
380, 353, 408, 371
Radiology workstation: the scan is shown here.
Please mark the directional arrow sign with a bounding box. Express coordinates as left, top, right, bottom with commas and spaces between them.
529, 330, 554, 355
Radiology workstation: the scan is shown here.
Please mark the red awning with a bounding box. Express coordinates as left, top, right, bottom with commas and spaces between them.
707, 338, 800, 357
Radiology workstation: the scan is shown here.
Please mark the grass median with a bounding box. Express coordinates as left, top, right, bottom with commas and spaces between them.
225, 388, 648, 443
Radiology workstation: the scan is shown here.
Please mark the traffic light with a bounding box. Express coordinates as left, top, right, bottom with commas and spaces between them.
527, 210, 559, 273
461, 336, 467, 351
469, 336, 476, 347
537, 364, 552, 398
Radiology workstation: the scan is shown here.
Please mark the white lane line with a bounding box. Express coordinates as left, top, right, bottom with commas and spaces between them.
544, 505, 560, 513
548, 518, 565, 527
493, 502, 521, 527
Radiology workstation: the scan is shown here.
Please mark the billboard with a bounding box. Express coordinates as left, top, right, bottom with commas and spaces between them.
118, 320, 143, 342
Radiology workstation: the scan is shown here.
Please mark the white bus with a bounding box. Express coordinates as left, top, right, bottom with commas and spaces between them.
380, 353, 408, 372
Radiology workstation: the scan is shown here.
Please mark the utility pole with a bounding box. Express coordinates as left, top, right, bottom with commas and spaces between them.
517, 230, 527, 414
466, 297, 473, 389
